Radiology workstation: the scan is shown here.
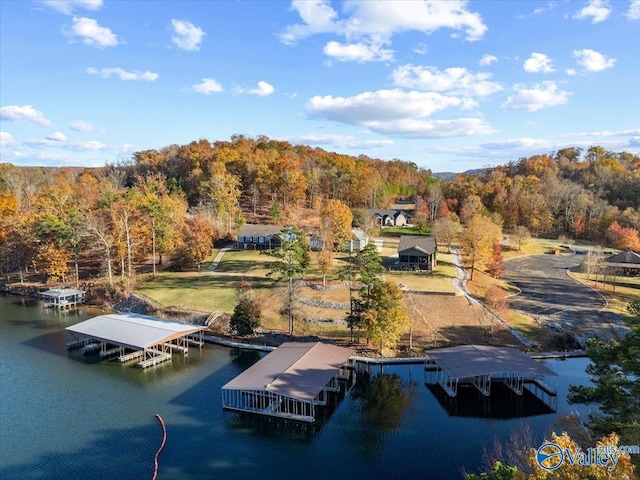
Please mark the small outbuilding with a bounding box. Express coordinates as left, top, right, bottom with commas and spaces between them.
222, 342, 355, 422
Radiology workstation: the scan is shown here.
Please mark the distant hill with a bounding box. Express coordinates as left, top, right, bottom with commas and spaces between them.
433, 168, 487, 181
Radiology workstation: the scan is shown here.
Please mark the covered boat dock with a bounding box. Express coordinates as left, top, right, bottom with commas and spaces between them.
66, 313, 205, 368
41, 288, 85, 308
424, 345, 557, 404
222, 342, 355, 422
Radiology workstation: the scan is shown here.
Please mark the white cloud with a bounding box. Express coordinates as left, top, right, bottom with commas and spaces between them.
572, 49, 616, 72
0, 132, 15, 147
574, 0, 611, 23
566, 68, 578, 76
64, 140, 106, 151
323, 41, 394, 62
501, 81, 570, 111
87, 67, 159, 81
628, 0, 640, 20
523, 52, 555, 73
533, 2, 557, 15
69, 120, 95, 132
285, 133, 394, 149
367, 118, 496, 138
247, 81, 275, 96
170, 19, 205, 51
480, 137, 552, 151
306, 89, 466, 124
280, 0, 488, 61
0, 105, 51, 126
391, 64, 502, 97
188, 78, 223, 95
63, 16, 118, 47
479, 54, 498, 66
47, 131, 67, 142
39, 0, 102, 15
413, 42, 428, 55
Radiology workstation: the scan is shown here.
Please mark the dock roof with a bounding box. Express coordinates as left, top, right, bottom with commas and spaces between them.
41, 288, 85, 298
66, 313, 204, 350
426, 345, 557, 379
222, 342, 354, 402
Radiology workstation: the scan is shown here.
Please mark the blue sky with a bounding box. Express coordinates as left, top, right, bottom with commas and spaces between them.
1, 0, 639, 172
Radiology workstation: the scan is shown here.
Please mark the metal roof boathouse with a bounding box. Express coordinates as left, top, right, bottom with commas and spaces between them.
425, 345, 558, 409
41, 288, 85, 308
66, 313, 205, 368
222, 342, 355, 423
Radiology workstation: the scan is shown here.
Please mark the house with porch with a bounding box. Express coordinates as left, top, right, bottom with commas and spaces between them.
367, 209, 410, 227
236, 224, 284, 250
604, 249, 640, 276
396, 235, 437, 271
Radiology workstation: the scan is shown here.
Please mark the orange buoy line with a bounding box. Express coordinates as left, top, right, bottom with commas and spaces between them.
152, 414, 167, 480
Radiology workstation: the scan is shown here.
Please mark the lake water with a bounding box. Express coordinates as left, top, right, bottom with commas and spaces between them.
0, 294, 597, 479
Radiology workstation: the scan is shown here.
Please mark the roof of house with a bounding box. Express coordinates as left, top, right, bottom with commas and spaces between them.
605, 250, 640, 265
398, 235, 437, 255
222, 342, 354, 402
426, 345, 557, 379
65, 313, 204, 350
367, 209, 406, 218
351, 228, 368, 242
237, 224, 284, 238
41, 288, 85, 298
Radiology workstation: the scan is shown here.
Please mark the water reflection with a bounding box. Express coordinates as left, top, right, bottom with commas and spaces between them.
352, 368, 411, 430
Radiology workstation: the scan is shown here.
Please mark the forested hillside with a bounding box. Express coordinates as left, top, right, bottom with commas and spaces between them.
1, 136, 638, 285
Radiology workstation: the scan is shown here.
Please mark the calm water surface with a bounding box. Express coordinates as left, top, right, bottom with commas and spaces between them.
0, 294, 596, 479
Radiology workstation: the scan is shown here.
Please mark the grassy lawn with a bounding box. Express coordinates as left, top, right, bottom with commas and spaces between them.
213, 249, 279, 275
379, 225, 430, 237
384, 253, 457, 293
503, 238, 575, 259
569, 270, 640, 323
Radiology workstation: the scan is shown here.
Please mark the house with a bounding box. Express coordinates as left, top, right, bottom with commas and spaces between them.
603, 249, 640, 276
396, 235, 437, 271
236, 224, 284, 250
367, 209, 409, 227
310, 228, 369, 253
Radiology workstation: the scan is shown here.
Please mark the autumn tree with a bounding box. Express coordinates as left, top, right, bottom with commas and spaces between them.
511, 226, 531, 251
487, 240, 505, 278
461, 215, 502, 280
606, 221, 640, 251
266, 226, 310, 336
36, 243, 70, 283
320, 199, 353, 250
202, 162, 241, 234
433, 215, 463, 253
362, 281, 409, 353
175, 214, 216, 270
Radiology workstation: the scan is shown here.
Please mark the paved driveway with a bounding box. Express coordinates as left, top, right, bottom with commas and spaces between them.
503, 252, 621, 344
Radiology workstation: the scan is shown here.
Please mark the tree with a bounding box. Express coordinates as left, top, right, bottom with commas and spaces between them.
568, 318, 640, 470
317, 247, 333, 287
266, 226, 310, 336
606, 221, 640, 251
460, 194, 485, 225
36, 243, 70, 283
229, 281, 262, 335
176, 214, 216, 270
320, 199, 353, 249
511, 226, 531, 251
433, 216, 463, 253
487, 240, 505, 278
426, 183, 444, 225
466, 462, 521, 480
347, 243, 386, 341
362, 281, 409, 353
461, 215, 502, 281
